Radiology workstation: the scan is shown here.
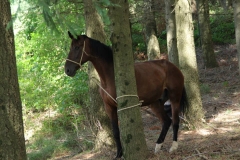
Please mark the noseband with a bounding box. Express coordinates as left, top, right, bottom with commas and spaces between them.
66, 41, 88, 67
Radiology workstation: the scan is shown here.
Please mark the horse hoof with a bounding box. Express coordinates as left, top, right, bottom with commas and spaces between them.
169, 141, 178, 153
114, 150, 123, 159
154, 143, 163, 154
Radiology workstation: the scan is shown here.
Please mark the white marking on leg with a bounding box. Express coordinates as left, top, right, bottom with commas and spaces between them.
169, 141, 178, 153
154, 143, 163, 154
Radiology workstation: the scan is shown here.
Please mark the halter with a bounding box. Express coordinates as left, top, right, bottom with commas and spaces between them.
66, 41, 88, 67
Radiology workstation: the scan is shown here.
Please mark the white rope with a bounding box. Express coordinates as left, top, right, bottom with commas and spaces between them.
116, 95, 143, 112
91, 77, 117, 104
90, 78, 143, 112
117, 103, 142, 112
116, 95, 139, 100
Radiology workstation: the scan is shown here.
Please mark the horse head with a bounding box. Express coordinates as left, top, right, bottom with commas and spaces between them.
65, 31, 90, 77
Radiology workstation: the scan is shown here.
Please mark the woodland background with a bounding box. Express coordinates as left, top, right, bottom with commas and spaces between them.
2, 0, 239, 159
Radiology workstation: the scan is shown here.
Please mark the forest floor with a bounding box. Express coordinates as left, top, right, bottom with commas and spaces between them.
25, 44, 240, 160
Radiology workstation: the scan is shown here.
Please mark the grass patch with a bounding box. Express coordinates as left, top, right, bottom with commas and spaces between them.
200, 83, 211, 94
26, 113, 94, 160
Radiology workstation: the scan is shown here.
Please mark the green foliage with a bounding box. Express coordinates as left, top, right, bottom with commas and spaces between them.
193, 6, 235, 46
158, 31, 167, 53
14, 0, 88, 112
131, 23, 146, 52
222, 81, 229, 87
210, 15, 235, 44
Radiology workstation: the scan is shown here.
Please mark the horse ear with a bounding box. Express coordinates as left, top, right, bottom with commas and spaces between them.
68, 31, 74, 39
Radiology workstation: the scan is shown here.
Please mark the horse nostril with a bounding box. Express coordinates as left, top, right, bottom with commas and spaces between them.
65, 68, 70, 75
65, 67, 75, 77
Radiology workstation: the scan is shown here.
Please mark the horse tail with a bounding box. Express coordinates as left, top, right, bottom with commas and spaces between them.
180, 87, 189, 115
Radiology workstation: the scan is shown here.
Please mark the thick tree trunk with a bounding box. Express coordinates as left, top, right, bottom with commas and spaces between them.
165, 0, 179, 66
83, 0, 114, 151
0, 0, 27, 159
108, 0, 148, 159
175, 0, 204, 128
143, 0, 161, 60
197, 0, 218, 68
234, 0, 240, 74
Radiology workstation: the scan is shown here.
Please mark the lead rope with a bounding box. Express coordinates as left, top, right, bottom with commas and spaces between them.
116, 95, 143, 112
90, 77, 117, 104
91, 78, 143, 112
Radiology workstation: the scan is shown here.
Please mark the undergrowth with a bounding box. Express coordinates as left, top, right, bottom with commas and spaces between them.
25, 112, 94, 160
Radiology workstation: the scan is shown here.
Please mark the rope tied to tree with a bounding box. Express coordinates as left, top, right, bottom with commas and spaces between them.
116, 95, 143, 112
90, 77, 143, 112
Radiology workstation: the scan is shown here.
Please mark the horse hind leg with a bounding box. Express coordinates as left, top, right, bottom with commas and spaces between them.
150, 101, 172, 154
169, 100, 181, 153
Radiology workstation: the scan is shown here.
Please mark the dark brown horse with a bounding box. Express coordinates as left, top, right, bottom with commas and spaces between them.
65, 32, 188, 158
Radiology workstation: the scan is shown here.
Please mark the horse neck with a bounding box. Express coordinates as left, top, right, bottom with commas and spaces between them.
90, 58, 115, 87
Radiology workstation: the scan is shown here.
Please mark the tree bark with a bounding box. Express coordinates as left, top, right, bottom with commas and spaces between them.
175, 0, 204, 128
165, 0, 179, 66
0, 0, 27, 159
143, 0, 161, 60
108, 0, 148, 159
197, 0, 218, 68
83, 0, 114, 151
233, 0, 240, 74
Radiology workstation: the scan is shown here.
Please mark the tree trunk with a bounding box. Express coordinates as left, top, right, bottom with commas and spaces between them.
143, 0, 161, 60
0, 0, 27, 159
219, 0, 227, 10
108, 0, 148, 159
234, 0, 240, 74
154, 0, 166, 34
175, 0, 204, 128
165, 0, 179, 66
83, 0, 114, 151
197, 0, 218, 68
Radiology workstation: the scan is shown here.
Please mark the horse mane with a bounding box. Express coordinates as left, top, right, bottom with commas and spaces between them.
86, 36, 113, 63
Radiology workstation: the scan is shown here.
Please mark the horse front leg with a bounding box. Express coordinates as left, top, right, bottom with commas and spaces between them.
105, 104, 122, 158
111, 119, 122, 158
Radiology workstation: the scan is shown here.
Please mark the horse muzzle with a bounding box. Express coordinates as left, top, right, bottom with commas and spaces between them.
65, 67, 77, 77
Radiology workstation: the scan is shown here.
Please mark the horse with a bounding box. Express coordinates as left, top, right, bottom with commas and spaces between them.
64, 32, 188, 158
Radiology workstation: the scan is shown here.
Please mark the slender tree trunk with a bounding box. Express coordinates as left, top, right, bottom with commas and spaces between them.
0, 0, 27, 159
197, 0, 218, 68
228, 0, 232, 8
233, 0, 240, 74
108, 0, 148, 159
219, 0, 227, 10
83, 0, 114, 151
175, 0, 204, 128
143, 0, 161, 60
165, 0, 179, 67
154, 0, 166, 34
